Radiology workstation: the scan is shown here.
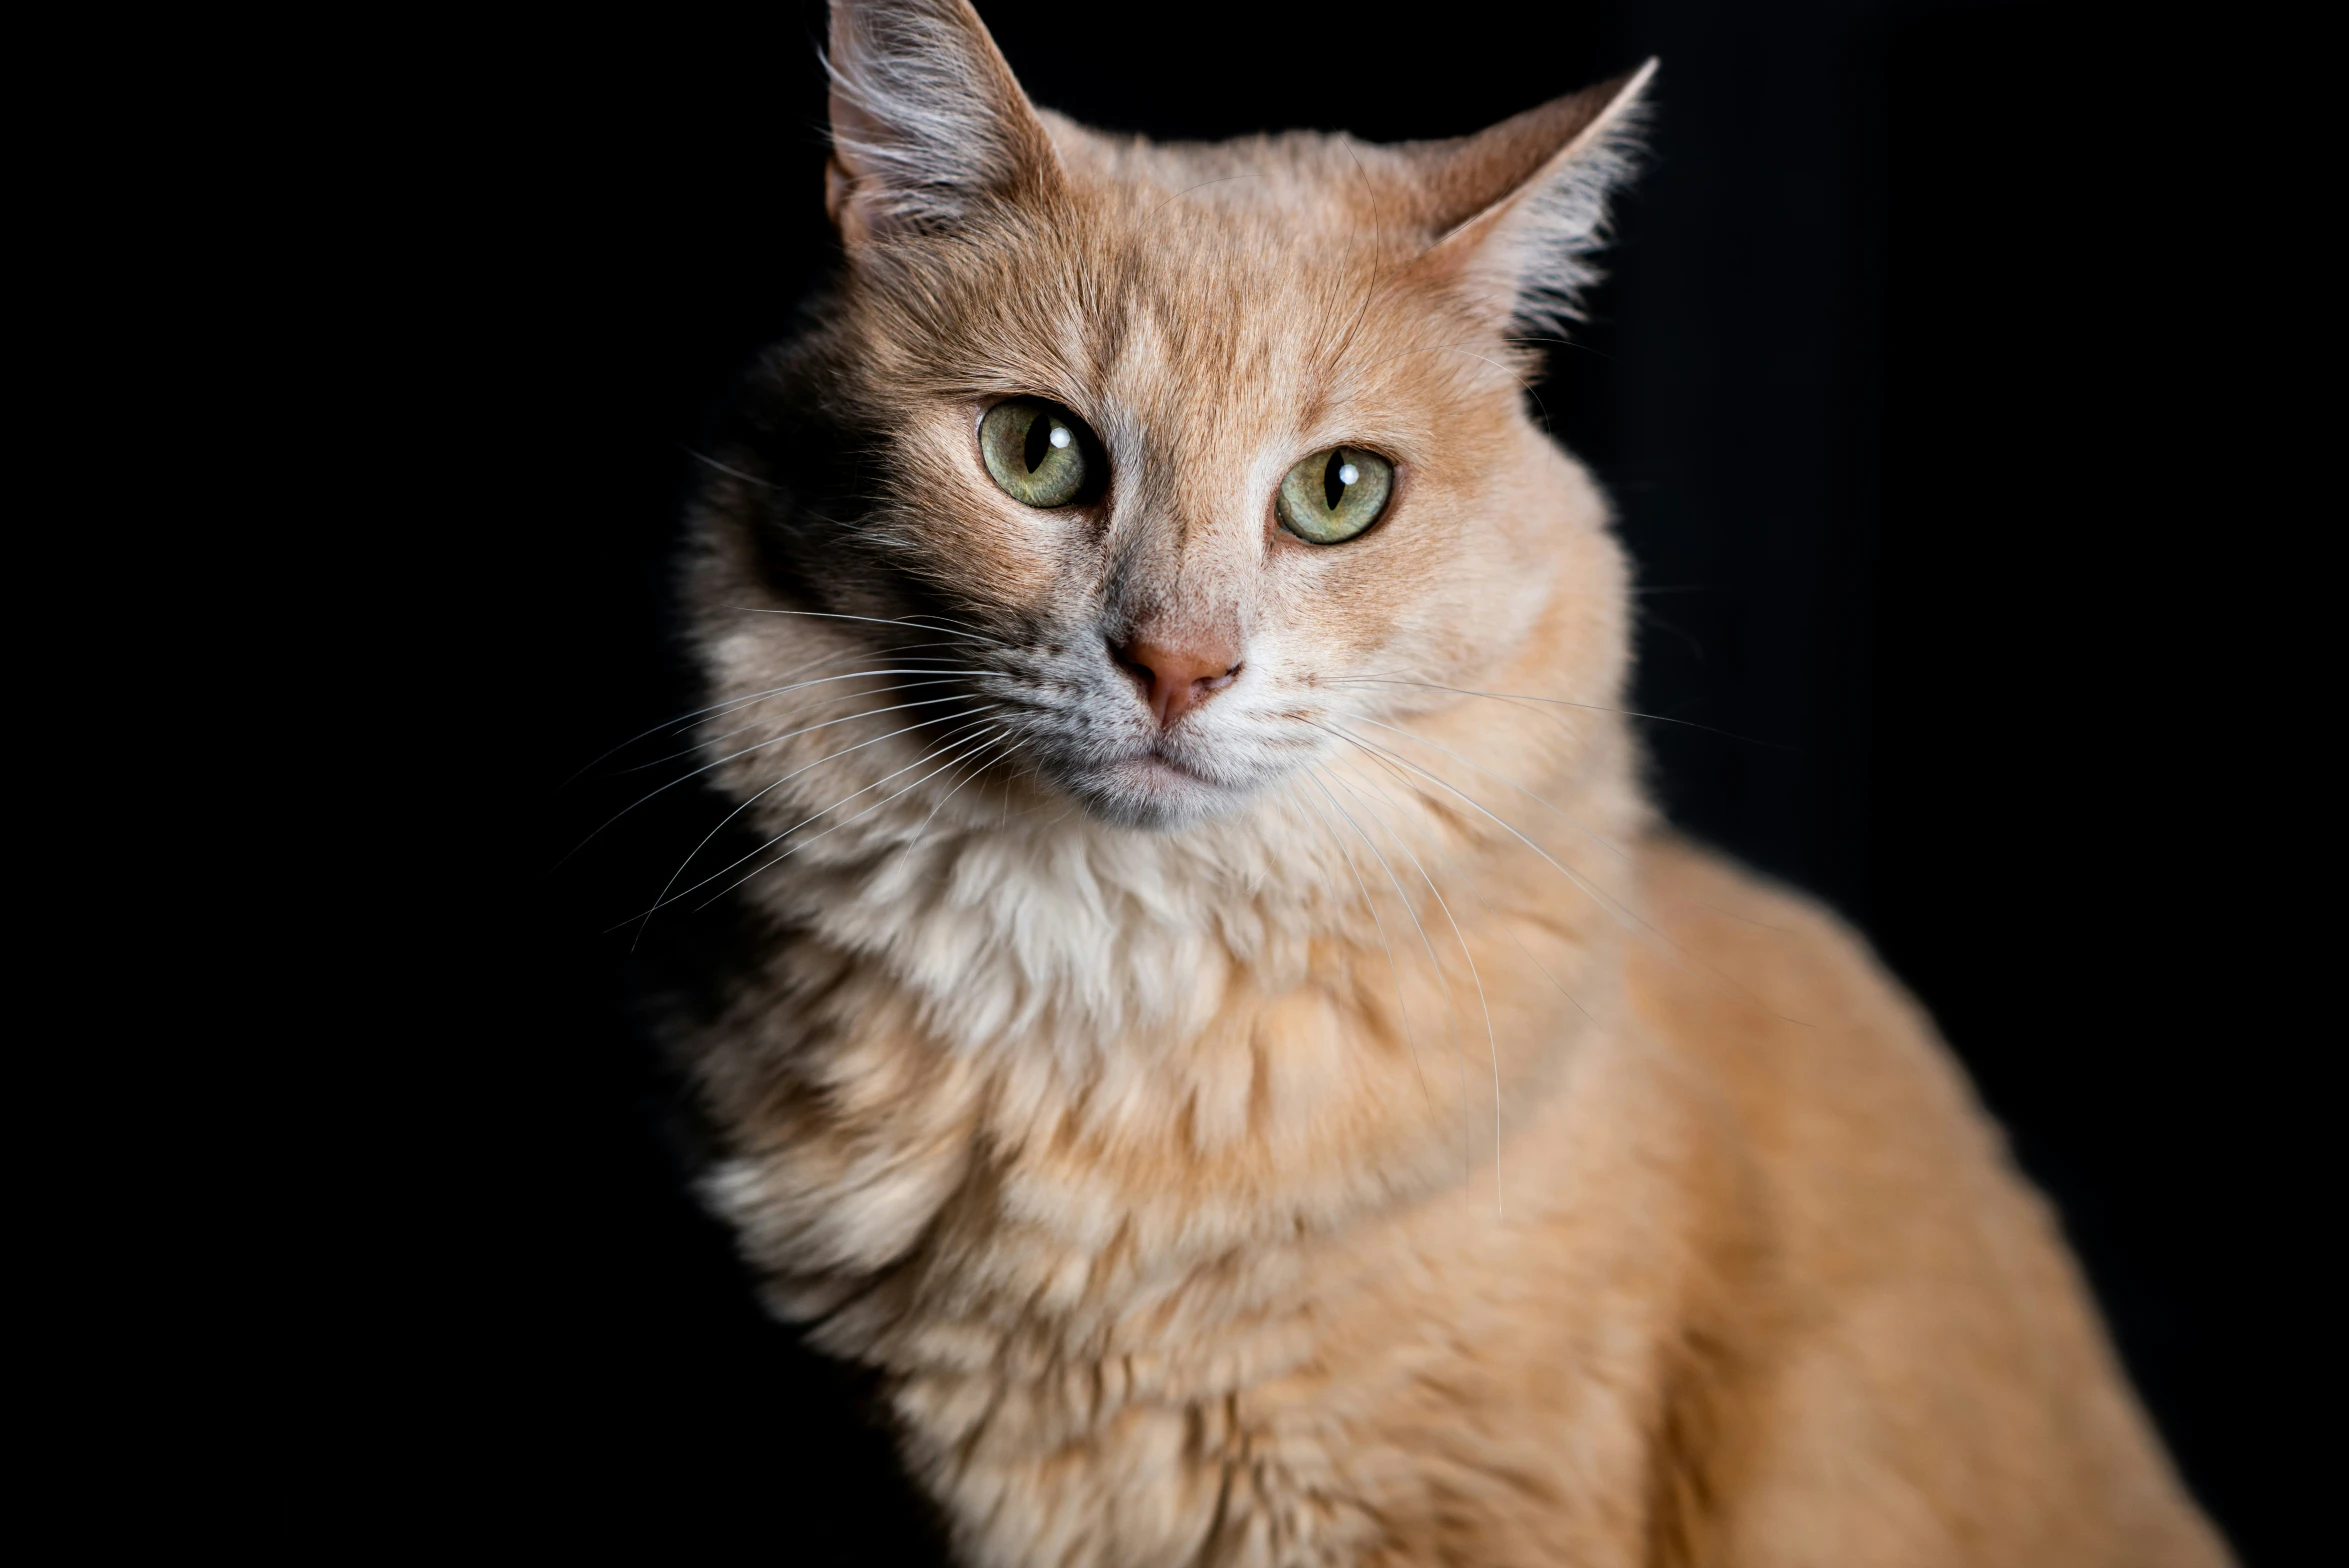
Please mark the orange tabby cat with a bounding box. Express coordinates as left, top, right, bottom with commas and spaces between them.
662, 2, 2230, 1562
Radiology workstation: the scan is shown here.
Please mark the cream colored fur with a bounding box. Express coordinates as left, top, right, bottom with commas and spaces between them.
661, 3, 2230, 1562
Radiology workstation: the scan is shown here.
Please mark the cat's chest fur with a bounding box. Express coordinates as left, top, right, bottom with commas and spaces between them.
680, 779, 1687, 1566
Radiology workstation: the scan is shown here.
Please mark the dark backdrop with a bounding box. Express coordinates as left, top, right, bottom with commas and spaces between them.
398, 1, 2301, 1557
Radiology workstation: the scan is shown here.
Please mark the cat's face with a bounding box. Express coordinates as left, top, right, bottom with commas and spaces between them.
702, 1, 1647, 832
817, 171, 1584, 830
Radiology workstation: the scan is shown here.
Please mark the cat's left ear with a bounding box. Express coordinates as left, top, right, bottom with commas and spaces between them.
823, 0, 1066, 246
1403, 60, 1658, 336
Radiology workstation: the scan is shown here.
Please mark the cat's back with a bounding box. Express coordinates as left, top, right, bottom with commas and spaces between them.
1623, 837, 2226, 1566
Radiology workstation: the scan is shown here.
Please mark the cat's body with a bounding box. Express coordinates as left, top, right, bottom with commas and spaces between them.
658, 4, 2227, 1562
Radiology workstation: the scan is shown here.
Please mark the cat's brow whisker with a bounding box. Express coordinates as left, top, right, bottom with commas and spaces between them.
688, 721, 1011, 914
1326, 756, 1505, 1217
629, 711, 1006, 924
1324, 146, 1398, 371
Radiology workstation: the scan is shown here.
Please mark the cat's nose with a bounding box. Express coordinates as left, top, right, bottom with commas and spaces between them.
1112, 633, 1243, 728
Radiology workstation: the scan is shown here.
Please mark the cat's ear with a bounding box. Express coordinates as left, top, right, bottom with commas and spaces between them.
823, 0, 1065, 245
1404, 60, 1657, 336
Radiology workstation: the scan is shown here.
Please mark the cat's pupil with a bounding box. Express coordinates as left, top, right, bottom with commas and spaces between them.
1024, 411, 1055, 474
1323, 450, 1349, 510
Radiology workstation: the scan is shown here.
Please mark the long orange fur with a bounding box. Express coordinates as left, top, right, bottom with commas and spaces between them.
660, 4, 2230, 1562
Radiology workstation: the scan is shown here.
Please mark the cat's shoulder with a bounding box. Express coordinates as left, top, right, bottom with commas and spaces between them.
1623, 831, 2004, 1196
1623, 843, 2227, 1567
1630, 832, 1926, 1030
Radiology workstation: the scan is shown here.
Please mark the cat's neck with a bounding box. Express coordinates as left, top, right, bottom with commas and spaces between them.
735, 678, 1643, 1069
699, 713, 1645, 1372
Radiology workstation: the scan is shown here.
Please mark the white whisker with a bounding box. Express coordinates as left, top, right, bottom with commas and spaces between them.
629, 699, 1002, 942
1320, 719, 1796, 1025
1346, 713, 1635, 869
634, 711, 1006, 922
556, 670, 1017, 866
561, 638, 974, 786
904, 732, 1021, 861
1313, 718, 1646, 942
1331, 676, 1783, 750
725, 607, 1012, 650
1295, 771, 1432, 1115
1326, 755, 1505, 1215
689, 721, 1011, 912
1324, 765, 1465, 1192
618, 671, 985, 777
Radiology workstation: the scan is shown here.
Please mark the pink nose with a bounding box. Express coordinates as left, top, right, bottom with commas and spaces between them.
1113, 634, 1243, 728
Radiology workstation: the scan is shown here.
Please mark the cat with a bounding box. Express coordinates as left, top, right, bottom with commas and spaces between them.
648, 2, 2231, 1562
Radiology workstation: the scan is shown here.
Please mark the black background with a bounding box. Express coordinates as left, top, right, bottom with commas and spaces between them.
382, 0, 2306, 1557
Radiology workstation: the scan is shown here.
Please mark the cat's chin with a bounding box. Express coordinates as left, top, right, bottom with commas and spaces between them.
1068, 752, 1252, 831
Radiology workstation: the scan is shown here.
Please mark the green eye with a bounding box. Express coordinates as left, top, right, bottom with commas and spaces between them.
1275, 446, 1393, 544
979, 398, 1095, 508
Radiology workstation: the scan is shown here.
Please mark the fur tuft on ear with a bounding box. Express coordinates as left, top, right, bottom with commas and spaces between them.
1406, 60, 1657, 340
824, 0, 1062, 244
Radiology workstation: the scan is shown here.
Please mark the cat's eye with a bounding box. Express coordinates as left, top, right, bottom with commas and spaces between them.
979, 398, 1097, 508
1275, 446, 1394, 544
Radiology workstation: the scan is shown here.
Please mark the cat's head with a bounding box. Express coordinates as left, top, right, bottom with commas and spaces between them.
697, 0, 1650, 833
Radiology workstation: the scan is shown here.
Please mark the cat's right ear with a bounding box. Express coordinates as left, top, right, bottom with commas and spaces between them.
1401, 61, 1657, 338
823, 0, 1065, 246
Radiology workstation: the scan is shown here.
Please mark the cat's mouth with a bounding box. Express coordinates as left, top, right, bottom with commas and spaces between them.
1116, 744, 1222, 797
1071, 741, 1244, 829
1133, 744, 1214, 785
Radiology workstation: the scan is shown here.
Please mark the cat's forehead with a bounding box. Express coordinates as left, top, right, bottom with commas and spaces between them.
1045, 114, 1410, 238
999, 126, 1452, 429
857, 119, 1511, 455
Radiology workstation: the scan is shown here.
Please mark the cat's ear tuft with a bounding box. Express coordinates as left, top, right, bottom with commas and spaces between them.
824, 0, 1064, 245
1405, 60, 1657, 337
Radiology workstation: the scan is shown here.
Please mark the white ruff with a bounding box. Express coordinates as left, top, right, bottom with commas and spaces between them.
743, 774, 1420, 1064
